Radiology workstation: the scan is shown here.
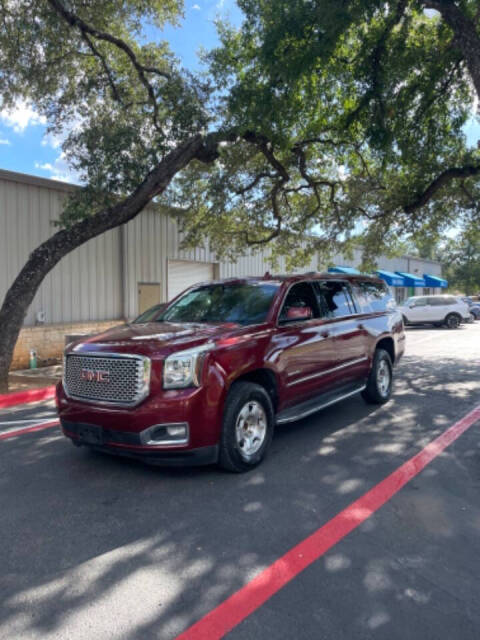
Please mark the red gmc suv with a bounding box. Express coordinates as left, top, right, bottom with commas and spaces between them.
57, 273, 405, 472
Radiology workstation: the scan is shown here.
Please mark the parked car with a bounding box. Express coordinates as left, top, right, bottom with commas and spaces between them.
460, 297, 480, 320
397, 295, 470, 329
57, 273, 405, 472
469, 304, 480, 320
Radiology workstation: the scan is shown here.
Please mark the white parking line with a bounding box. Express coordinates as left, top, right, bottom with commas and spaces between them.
0, 418, 56, 426
0, 420, 59, 440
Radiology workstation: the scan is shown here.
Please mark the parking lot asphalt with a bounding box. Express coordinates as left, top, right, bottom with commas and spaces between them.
1, 323, 480, 640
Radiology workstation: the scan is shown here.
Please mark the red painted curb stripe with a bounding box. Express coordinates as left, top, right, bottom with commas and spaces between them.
176, 405, 480, 640
0, 420, 59, 440
0, 385, 56, 409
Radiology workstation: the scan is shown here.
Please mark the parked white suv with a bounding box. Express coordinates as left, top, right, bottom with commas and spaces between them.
398, 295, 470, 329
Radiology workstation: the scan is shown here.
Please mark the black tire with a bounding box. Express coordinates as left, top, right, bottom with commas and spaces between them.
433, 322, 443, 328
219, 381, 274, 473
444, 313, 461, 329
362, 349, 393, 405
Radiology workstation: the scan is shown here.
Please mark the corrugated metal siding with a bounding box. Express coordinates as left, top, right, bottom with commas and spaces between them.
0, 175, 123, 326
0, 169, 445, 325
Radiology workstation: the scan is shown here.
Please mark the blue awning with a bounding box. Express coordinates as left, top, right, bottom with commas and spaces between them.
376, 270, 406, 287
328, 266, 361, 275
395, 272, 426, 287
423, 274, 448, 288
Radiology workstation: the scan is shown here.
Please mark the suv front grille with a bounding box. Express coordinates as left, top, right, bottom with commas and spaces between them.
64, 353, 150, 406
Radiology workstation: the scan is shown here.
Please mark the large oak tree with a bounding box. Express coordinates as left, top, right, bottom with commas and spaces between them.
0, 0, 479, 390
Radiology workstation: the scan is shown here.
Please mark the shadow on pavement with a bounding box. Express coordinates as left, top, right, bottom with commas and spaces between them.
0, 356, 479, 639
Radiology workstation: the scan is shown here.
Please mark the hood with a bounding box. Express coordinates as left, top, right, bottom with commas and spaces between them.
68, 321, 242, 357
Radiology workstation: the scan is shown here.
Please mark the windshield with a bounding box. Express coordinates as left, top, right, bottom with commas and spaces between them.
134, 303, 167, 323
139, 282, 280, 326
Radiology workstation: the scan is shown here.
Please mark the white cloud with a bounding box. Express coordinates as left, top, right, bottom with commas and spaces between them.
41, 131, 63, 149
192, 3, 201, 9
0, 100, 46, 133
34, 153, 81, 184
35, 162, 54, 171
0, 138, 11, 145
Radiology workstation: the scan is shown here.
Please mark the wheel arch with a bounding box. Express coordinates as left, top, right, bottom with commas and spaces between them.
375, 336, 395, 365
230, 367, 279, 411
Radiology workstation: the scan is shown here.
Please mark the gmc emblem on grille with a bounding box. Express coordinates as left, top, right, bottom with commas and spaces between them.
80, 368, 110, 383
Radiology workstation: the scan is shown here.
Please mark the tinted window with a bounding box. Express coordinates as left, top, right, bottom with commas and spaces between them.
353, 280, 395, 313
444, 297, 458, 306
427, 297, 445, 306
315, 281, 355, 318
279, 282, 319, 323
159, 282, 279, 326
412, 297, 428, 307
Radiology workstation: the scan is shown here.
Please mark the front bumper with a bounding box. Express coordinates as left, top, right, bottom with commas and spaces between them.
56, 373, 226, 450
61, 419, 219, 466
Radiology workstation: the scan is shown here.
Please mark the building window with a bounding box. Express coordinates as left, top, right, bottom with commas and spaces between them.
423, 287, 432, 296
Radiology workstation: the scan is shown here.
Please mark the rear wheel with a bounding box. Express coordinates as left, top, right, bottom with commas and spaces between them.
362, 349, 393, 405
219, 382, 274, 473
444, 313, 461, 329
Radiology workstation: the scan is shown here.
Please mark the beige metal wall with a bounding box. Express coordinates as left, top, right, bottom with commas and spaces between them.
0, 170, 123, 326
0, 168, 444, 326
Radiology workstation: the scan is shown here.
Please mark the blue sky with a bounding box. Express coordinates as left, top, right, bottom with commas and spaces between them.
0, 1, 479, 183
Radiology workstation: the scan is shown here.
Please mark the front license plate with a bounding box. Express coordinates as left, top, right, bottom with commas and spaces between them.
77, 424, 103, 445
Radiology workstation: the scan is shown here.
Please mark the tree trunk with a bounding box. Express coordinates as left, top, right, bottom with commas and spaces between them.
426, 1, 480, 102
0, 134, 206, 392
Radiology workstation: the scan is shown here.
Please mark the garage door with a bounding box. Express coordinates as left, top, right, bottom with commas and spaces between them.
167, 260, 215, 300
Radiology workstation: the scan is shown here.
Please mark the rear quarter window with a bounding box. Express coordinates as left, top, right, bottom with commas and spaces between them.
353, 281, 395, 313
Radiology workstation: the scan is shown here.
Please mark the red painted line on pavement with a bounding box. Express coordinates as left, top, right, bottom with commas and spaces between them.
177, 404, 480, 640
0, 385, 56, 409
0, 420, 59, 440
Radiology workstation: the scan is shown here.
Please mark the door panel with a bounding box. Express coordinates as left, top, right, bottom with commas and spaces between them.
315, 280, 369, 385
138, 283, 161, 315
273, 320, 337, 407
328, 317, 369, 384
272, 281, 338, 407
406, 297, 429, 322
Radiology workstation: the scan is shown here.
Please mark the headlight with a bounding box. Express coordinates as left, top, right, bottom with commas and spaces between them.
163, 343, 213, 389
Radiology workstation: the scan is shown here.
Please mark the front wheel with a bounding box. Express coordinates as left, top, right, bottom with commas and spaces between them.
219, 382, 274, 473
444, 313, 461, 329
362, 349, 393, 405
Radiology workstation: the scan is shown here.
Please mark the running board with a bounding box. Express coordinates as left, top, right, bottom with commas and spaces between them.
276, 383, 366, 425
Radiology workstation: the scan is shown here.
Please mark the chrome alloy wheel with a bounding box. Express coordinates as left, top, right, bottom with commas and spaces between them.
376, 359, 391, 397
235, 400, 267, 458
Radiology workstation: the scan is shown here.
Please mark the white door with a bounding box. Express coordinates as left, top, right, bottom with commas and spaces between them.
167, 260, 215, 300
406, 296, 431, 322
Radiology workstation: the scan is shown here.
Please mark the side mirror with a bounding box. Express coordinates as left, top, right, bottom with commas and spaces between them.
409, 304, 415, 309
286, 306, 313, 321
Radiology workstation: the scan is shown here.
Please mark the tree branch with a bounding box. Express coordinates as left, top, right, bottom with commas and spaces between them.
404, 164, 480, 213
424, 0, 480, 100
242, 131, 290, 182
47, 0, 169, 131
81, 32, 122, 103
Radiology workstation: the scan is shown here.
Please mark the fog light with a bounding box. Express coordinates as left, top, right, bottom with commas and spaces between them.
166, 425, 187, 438
141, 422, 189, 446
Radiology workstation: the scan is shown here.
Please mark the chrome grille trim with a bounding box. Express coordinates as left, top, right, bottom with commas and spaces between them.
64, 352, 151, 407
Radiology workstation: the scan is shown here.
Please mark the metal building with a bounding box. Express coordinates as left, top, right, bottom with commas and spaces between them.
0, 167, 446, 330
